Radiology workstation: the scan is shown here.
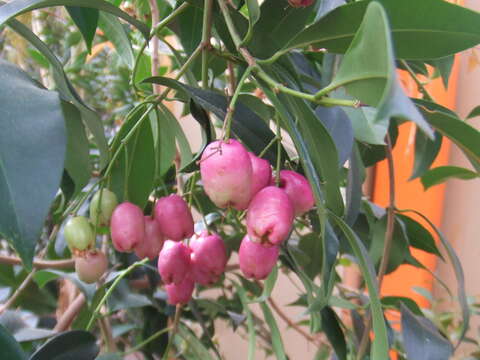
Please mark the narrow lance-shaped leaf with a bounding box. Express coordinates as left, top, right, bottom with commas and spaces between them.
98, 12, 135, 69
0, 0, 149, 39
398, 208, 470, 346
260, 302, 287, 360
280, 0, 480, 60
328, 2, 433, 141
421, 166, 478, 190
234, 282, 256, 360
66, 6, 99, 52
143, 77, 286, 165
329, 212, 389, 359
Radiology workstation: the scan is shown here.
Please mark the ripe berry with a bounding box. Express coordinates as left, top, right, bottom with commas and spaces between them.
154, 195, 194, 242
248, 152, 272, 197
165, 276, 195, 305
110, 202, 145, 252
239, 236, 279, 280
75, 250, 108, 284
246, 186, 294, 246
157, 240, 191, 285
64, 216, 95, 251
190, 231, 227, 286
200, 139, 253, 210
279, 170, 315, 216
89, 188, 118, 226
134, 216, 164, 260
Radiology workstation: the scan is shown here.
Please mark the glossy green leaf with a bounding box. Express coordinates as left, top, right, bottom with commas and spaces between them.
320, 307, 347, 360
467, 105, 480, 119
248, 264, 277, 304
329, 213, 389, 359
150, 108, 176, 178
98, 12, 135, 69
401, 304, 452, 360
0, 0, 149, 39
260, 302, 287, 360
234, 282, 256, 360
66, 6, 99, 52
382, 296, 422, 316
280, 0, 480, 60
421, 166, 478, 190
110, 105, 156, 208
30, 330, 99, 360
0, 60, 66, 269
242, 0, 260, 44
315, 106, 353, 166
329, 2, 432, 140
397, 214, 443, 259
0, 324, 26, 360
370, 216, 409, 274
433, 55, 455, 88
247, 0, 313, 59
7, 18, 109, 167
411, 131, 442, 180
62, 102, 91, 196
418, 106, 480, 172
276, 89, 344, 216
176, 5, 203, 56
34, 269, 97, 303
398, 208, 469, 346
143, 76, 284, 165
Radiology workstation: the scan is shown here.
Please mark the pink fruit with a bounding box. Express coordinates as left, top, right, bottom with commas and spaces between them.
246, 186, 294, 246
75, 250, 108, 284
134, 216, 164, 260
154, 195, 194, 241
288, 0, 314, 7
239, 236, 279, 280
190, 231, 227, 285
279, 170, 315, 216
248, 152, 272, 196
200, 139, 253, 210
166, 276, 195, 305
157, 240, 191, 285
110, 202, 145, 252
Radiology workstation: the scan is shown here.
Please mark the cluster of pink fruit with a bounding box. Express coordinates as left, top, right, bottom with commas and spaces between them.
200, 139, 314, 281
65, 138, 314, 306
109, 194, 227, 306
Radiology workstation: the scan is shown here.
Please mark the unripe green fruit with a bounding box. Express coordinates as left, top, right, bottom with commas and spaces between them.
89, 189, 118, 226
64, 216, 95, 251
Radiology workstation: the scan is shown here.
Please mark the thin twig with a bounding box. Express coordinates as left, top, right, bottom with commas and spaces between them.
268, 297, 320, 345
54, 293, 86, 332
149, 0, 161, 94
400, 60, 434, 102
201, 0, 214, 88
0, 271, 36, 314
356, 134, 396, 360
0, 255, 74, 269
